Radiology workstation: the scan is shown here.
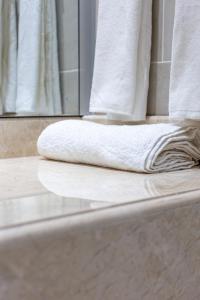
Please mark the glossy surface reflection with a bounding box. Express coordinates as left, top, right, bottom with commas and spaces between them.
1, 156, 200, 228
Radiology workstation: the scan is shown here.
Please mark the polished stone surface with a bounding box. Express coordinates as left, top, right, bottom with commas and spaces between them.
1, 156, 200, 228
0, 157, 111, 228
1, 156, 200, 299
1, 190, 200, 300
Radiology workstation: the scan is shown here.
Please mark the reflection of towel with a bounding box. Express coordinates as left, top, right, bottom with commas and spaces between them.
38, 159, 150, 202
90, 0, 152, 120
38, 160, 200, 203
37, 120, 200, 173
169, 0, 200, 119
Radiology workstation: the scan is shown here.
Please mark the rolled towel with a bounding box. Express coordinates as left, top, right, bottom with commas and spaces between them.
37, 120, 200, 173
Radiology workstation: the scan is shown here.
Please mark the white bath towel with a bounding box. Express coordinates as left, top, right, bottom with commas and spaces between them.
37, 120, 200, 173
89, 0, 152, 120
169, 0, 200, 119
16, 0, 61, 115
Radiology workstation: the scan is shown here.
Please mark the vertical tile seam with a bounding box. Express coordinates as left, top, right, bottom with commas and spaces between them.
162, 0, 165, 61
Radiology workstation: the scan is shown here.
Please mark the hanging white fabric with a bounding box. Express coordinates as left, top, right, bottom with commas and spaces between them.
90, 0, 152, 121
0, 0, 61, 115
169, 0, 200, 119
16, 0, 61, 115
0, 0, 17, 114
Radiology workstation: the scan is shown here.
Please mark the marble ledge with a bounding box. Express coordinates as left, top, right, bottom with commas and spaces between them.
1, 156, 200, 230
1, 157, 200, 299
1, 182, 200, 300
2, 188, 200, 240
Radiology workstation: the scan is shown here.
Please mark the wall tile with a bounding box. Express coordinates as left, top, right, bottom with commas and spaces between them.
0, 117, 80, 158
56, 0, 79, 71
147, 62, 170, 115
60, 71, 79, 115
151, 0, 164, 62
163, 0, 175, 60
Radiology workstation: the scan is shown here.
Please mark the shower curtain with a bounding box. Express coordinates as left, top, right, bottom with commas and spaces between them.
169, 0, 200, 119
0, 0, 61, 115
0, 0, 17, 114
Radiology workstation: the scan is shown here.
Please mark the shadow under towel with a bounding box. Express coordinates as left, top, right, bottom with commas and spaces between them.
37, 121, 200, 173
90, 0, 152, 121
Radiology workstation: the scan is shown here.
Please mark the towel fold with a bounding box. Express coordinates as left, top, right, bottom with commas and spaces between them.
169, 0, 200, 119
90, 0, 152, 120
37, 120, 200, 173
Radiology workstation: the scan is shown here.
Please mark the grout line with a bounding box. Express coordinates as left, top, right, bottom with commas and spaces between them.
162, 0, 165, 62
60, 69, 79, 74
151, 60, 171, 64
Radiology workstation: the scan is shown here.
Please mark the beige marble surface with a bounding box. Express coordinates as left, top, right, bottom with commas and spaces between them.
1, 156, 200, 229
0, 157, 112, 228
0, 117, 80, 158
1, 156, 200, 299
2, 156, 200, 202
1, 190, 200, 300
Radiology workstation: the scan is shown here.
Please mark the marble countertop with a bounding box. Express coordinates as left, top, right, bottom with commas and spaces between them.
1, 156, 200, 230
1, 156, 200, 300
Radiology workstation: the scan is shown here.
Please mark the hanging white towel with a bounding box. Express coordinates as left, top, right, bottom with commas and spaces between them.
16, 0, 62, 115
89, 0, 152, 120
0, 0, 17, 114
37, 120, 200, 173
169, 0, 200, 119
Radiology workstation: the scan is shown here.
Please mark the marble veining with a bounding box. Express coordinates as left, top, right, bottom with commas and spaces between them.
1, 156, 200, 299
1, 156, 200, 228
0, 191, 200, 299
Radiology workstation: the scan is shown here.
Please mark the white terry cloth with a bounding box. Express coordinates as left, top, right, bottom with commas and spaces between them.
169, 0, 200, 119
16, 0, 62, 115
0, 0, 17, 114
37, 120, 200, 173
89, 0, 152, 121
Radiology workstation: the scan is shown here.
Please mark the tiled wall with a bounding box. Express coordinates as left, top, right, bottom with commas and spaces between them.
147, 0, 175, 116
56, 0, 79, 115
0, 117, 80, 158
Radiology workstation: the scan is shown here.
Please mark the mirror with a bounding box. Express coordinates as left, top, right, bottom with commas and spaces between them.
0, 0, 79, 117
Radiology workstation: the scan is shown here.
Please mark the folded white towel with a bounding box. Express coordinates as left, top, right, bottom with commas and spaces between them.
37, 120, 200, 173
169, 0, 200, 119
90, 0, 152, 120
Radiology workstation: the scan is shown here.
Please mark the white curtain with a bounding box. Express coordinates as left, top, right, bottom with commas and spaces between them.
0, 0, 61, 115
0, 0, 17, 114
169, 0, 200, 120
